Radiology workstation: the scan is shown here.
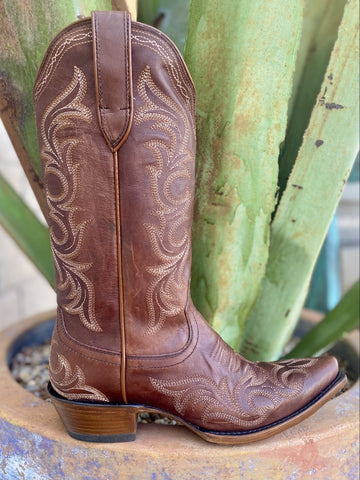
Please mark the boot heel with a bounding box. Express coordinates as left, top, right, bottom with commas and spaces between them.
49, 384, 139, 443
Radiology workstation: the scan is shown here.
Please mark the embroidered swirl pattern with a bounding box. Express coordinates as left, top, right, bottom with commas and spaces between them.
134, 66, 194, 335
34, 25, 92, 101
50, 341, 108, 401
41, 66, 101, 332
132, 29, 193, 109
211, 336, 243, 373
150, 358, 316, 428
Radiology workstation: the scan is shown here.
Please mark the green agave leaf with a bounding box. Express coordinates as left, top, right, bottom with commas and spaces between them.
0, 0, 120, 180
242, 0, 359, 360
137, 0, 159, 25
0, 172, 54, 288
278, 0, 346, 201
0, 0, 136, 282
283, 281, 359, 358
185, 0, 303, 350
138, 0, 190, 53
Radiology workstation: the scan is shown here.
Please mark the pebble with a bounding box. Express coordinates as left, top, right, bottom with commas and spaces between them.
10, 341, 51, 401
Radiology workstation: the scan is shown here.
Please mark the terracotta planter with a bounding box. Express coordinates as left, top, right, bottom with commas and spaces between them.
0, 310, 359, 480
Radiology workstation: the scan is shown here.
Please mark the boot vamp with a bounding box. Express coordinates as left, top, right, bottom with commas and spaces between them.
126, 308, 339, 432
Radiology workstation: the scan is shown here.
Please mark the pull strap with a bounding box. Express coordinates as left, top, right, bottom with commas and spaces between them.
92, 11, 133, 151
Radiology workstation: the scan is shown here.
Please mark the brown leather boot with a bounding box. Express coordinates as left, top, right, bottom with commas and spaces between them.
34, 11, 346, 444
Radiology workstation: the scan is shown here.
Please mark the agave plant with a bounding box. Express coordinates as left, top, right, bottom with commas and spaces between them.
0, 0, 358, 360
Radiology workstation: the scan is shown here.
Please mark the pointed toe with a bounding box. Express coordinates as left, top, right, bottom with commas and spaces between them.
36, 11, 347, 445
303, 354, 340, 400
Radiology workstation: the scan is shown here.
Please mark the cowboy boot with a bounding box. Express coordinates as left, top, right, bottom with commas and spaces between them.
34, 11, 346, 444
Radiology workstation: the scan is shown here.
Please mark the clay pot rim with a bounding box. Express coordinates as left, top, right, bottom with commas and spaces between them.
0, 309, 359, 454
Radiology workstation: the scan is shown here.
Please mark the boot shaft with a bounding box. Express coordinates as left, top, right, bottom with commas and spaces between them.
35, 13, 345, 441
34, 13, 196, 358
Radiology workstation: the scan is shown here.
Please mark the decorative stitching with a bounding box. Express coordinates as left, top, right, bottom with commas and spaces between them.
210, 336, 242, 373
150, 358, 317, 428
134, 66, 193, 335
50, 339, 109, 402
41, 66, 101, 332
34, 25, 92, 101
94, 14, 103, 107
132, 26, 194, 113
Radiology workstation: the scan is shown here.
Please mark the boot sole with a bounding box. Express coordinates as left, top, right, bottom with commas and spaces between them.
48, 371, 346, 445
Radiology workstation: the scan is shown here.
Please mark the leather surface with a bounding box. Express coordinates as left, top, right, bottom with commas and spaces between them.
34, 13, 340, 432
92, 11, 133, 151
